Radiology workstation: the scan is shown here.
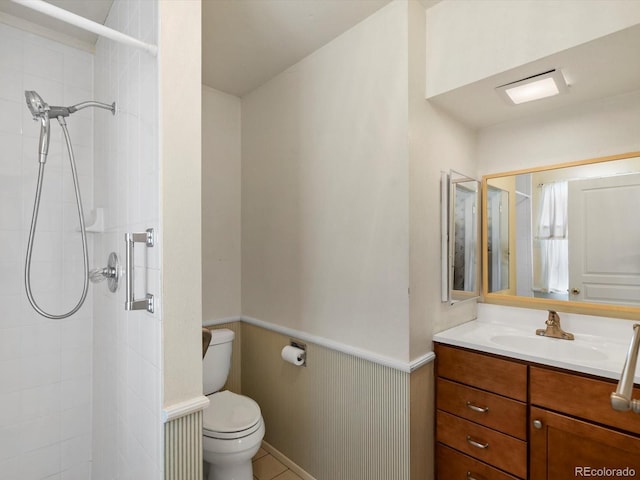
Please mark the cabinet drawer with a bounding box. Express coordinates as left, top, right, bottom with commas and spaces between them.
435, 344, 527, 401
437, 410, 527, 479
437, 444, 520, 480
437, 378, 527, 440
530, 366, 640, 435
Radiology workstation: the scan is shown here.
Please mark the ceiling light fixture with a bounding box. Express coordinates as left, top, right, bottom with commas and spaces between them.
496, 69, 568, 105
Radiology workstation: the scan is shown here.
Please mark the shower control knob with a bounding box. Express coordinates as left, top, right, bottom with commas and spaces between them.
89, 252, 120, 293
533, 419, 543, 429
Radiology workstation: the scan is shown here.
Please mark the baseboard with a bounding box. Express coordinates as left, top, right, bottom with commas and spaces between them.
261, 441, 316, 480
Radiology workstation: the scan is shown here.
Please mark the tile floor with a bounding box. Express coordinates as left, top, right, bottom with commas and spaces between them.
252, 447, 304, 480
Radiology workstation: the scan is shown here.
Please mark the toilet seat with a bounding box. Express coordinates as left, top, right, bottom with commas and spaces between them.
203, 391, 262, 440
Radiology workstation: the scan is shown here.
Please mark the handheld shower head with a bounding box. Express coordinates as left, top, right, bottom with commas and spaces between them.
25, 91, 50, 164
24, 90, 116, 165
25, 90, 47, 118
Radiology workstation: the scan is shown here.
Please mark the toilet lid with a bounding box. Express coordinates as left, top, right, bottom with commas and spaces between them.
203, 391, 261, 435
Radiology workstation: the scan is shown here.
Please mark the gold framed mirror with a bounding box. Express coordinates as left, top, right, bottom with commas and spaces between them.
482, 151, 640, 320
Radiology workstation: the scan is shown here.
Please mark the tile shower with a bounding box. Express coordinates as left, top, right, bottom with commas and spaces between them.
0, 22, 95, 479
0, 1, 161, 478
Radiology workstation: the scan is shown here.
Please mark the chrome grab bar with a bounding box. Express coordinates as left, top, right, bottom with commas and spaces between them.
611, 323, 640, 414
124, 228, 155, 313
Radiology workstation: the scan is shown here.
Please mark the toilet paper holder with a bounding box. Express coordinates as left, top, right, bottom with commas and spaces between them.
289, 340, 307, 367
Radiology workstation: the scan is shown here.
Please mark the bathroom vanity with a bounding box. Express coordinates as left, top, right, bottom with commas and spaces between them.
433, 307, 640, 480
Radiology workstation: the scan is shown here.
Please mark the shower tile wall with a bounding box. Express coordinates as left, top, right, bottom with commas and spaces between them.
0, 23, 94, 480
92, 1, 162, 479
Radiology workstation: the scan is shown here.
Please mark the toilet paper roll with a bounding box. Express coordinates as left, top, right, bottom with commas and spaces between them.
281, 345, 305, 366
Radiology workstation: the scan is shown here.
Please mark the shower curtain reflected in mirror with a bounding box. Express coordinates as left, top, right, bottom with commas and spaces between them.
533, 181, 569, 298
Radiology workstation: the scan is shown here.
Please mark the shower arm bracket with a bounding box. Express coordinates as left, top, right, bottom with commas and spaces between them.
125, 228, 155, 313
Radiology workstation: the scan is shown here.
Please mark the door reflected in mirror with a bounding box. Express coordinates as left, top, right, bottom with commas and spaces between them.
482, 152, 640, 318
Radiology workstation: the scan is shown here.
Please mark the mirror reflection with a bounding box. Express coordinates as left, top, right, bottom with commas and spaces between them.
487, 185, 510, 293
484, 154, 640, 308
447, 171, 480, 303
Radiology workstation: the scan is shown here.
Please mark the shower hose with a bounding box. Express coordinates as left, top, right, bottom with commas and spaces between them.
25, 118, 89, 319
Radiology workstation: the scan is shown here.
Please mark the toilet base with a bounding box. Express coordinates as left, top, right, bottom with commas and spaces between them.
206, 460, 253, 480
202, 418, 264, 480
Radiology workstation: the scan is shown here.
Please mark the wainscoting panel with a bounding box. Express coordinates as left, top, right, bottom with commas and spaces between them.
242, 323, 411, 480
164, 410, 203, 480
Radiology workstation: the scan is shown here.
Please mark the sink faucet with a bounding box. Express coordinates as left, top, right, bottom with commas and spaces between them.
536, 310, 574, 340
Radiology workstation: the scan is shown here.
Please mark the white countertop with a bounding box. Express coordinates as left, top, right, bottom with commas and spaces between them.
433, 304, 640, 384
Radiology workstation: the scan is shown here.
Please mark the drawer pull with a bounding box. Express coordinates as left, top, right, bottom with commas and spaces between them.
467, 472, 485, 480
466, 435, 489, 449
466, 401, 489, 413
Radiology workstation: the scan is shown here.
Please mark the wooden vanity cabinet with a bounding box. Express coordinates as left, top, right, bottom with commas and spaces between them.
435, 344, 528, 479
435, 343, 640, 480
530, 366, 640, 480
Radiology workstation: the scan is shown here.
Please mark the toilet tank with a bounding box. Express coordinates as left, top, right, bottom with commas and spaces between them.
203, 328, 234, 395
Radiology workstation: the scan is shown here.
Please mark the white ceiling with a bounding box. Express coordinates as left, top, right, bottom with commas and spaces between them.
202, 0, 395, 96
428, 23, 640, 129
203, 0, 441, 96
3, 0, 634, 128
0, 0, 440, 98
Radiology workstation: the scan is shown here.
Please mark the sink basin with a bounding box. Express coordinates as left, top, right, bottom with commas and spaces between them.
490, 334, 608, 362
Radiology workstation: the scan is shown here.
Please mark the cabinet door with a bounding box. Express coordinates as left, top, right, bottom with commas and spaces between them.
530, 406, 640, 480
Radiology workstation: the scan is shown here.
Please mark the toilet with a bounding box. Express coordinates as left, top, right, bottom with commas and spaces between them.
202, 329, 265, 480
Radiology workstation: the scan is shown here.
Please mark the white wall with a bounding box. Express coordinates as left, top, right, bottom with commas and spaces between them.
241, 1, 411, 362
92, 0, 162, 478
0, 22, 94, 480
202, 86, 241, 321
426, 0, 640, 97
409, 2, 478, 348
160, 0, 203, 410
477, 90, 640, 175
